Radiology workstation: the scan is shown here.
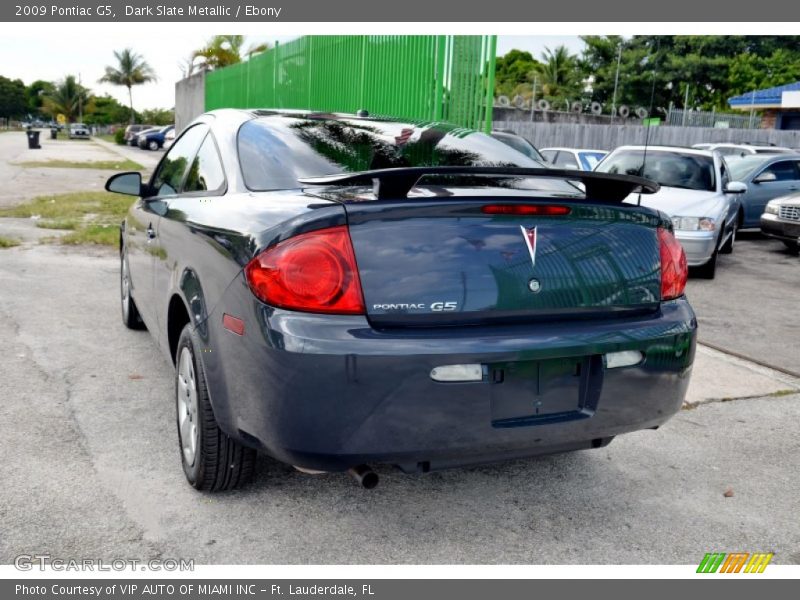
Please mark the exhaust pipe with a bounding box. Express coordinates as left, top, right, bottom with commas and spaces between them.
348, 465, 379, 489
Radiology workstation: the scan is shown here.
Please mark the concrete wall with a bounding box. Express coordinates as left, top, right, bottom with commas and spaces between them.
496, 121, 800, 151
175, 71, 206, 133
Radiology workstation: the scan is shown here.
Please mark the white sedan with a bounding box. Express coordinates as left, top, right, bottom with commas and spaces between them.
595, 145, 746, 278
541, 147, 608, 171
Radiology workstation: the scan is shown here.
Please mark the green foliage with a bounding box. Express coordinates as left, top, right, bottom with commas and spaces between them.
578, 35, 800, 113
99, 48, 157, 124
534, 45, 585, 106
494, 49, 540, 98
140, 107, 174, 126
114, 128, 126, 144
187, 35, 270, 75
42, 75, 90, 122
0, 75, 27, 119
26, 80, 54, 117
84, 94, 133, 125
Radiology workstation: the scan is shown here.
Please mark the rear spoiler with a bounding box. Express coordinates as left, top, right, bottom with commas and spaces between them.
298, 166, 659, 202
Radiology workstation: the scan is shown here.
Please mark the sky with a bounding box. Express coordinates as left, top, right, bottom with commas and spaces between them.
0, 34, 584, 112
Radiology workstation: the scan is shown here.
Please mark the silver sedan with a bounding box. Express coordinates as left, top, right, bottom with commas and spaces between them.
595, 146, 745, 278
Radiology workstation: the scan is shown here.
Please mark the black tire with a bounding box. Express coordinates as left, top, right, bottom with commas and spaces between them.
175, 324, 256, 491
693, 249, 718, 279
120, 247, 145, 329
148, 139, 159, 151
782, 240, 800, 254
720, 222, 736, 255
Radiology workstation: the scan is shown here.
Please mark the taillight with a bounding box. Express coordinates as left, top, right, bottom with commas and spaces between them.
658, 227, 687, 300
481, 204, 571, 216
244, 225, 365, 314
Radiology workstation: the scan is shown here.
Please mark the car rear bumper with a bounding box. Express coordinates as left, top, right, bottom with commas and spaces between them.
675, 230, 717, 266
203, 293, 697, 473
761, 213, 800, 243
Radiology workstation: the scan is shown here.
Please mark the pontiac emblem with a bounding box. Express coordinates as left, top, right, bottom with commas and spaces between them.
520, 225, 537, 268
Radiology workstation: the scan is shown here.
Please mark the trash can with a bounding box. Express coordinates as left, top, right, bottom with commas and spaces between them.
50, 128, 57, 140
26, 130, 41, 149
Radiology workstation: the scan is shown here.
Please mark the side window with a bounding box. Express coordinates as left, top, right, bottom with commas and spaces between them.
719, 161, 730, 188
555, 151, 580, 169
184, 134, 226, 193
760, 160, 799, 182
150, 124, 209, 196
541, 150, 557, 163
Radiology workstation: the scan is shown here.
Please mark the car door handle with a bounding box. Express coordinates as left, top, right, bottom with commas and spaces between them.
146, 225, 156, 239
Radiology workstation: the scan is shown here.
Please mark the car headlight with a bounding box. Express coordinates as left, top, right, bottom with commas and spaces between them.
671, 216, 716, 231
765, 202, 779, 215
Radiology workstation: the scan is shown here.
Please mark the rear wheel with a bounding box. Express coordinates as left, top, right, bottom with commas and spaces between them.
120, 248, 145, 329
148, 139, 159, 151
175, 325, 256, 491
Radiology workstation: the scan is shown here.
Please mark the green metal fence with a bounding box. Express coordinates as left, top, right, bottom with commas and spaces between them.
204, 35, 497, 132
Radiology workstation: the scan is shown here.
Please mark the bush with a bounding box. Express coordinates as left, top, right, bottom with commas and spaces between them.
114, 128, 126, 145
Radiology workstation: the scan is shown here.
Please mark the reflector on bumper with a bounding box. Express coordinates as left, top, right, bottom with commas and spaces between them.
430, 364, 485, 382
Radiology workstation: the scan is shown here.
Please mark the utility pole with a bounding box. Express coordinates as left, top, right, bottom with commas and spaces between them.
611, 42, 622, 122
78, 72, 83, 123
530, 75, 538, 122
748, 88, 756, 129
682, 83, 690, 127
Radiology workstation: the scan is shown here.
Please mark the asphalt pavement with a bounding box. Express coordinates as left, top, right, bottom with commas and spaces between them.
0, 241, 798, 565
0, 137, 798, 565
686, 231, 800, 375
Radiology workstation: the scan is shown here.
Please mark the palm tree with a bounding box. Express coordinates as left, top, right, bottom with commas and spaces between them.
188, 36, 269, 74
99, 49, 157, 124
43, 75, 89, 122
534, 45, 582, 102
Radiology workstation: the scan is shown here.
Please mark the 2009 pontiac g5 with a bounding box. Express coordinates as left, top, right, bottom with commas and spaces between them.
107, 109, 696, 491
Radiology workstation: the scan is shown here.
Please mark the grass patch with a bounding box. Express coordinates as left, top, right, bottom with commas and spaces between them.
0, 191, 130, 247
14, 158, 144, 171
36, 219, 78, 230
0, 235, 21, 248
96, 134, 116, 143
61, 224, 119, 246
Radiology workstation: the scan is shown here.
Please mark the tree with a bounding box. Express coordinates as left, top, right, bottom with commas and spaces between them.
83, 94, 134, 126
140, 107, 174, 126
25, 80, 54, 117
0, 76, 27, 122
42, 75, 89, 122
187, 35, 269, 74
534, 45, 583, 107
99, 48, 157, 124
578, 35, 800, 113
494, 49, 540, 99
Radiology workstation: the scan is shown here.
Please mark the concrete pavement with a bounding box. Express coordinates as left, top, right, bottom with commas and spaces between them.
0, 240, 798, 565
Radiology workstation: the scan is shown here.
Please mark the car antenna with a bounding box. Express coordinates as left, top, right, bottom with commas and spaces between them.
639, 37, 661, 206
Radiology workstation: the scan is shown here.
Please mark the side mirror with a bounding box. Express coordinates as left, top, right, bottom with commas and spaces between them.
753, 171, 777, 184
724, 181, 748, 194
105, 171, 143, 196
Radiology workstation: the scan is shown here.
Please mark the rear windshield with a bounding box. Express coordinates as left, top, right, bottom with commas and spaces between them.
237, 116, 577, 194
596, 150, 716, 191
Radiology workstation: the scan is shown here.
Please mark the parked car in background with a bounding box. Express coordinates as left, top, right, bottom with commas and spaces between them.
541, 147, 608, 171
490, 130, 546, 162
596, 146, 745, 278
137, 125, 175, 151
130, 127, 159, 147
123, 124, 155, 145
105, 109, 695, 491
761, 192, 800, 251
163, 127, 176, 149
725, 153, 800, 228
692, 143, 793, 157
68, 123, 91, 139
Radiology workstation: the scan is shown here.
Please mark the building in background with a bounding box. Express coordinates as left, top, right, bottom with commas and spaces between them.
729, 82, 800, 130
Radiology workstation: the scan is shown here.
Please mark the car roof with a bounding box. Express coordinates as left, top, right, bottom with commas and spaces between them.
541, 147, 607, 153
611, 145, 714, 157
